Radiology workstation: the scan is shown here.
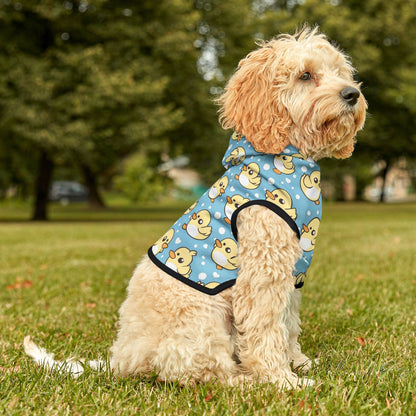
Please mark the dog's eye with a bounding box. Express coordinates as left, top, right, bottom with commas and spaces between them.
299, 72, 312, 81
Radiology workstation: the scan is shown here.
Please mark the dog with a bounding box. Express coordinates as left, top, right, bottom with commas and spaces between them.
25, 27, 366, 388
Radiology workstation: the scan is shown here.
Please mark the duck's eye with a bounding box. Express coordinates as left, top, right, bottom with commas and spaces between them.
312, 230, 316, 236
314, 177, 319, 184
279, 198, 285, 205
198, 219, 203, 225
249, 170, 253, 175
178, 257, 184, 264
299, 72, 312, 81
225, 247, 231, 254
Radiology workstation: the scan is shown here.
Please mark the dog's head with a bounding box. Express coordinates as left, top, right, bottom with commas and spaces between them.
218, 27, 367, 160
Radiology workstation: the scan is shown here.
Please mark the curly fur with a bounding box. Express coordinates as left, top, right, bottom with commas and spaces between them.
25, 27, 366, 389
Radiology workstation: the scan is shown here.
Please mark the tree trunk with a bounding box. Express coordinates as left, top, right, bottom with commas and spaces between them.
81, 164, 106, 209
32, 150, 54, 221
379, 160, 390, 203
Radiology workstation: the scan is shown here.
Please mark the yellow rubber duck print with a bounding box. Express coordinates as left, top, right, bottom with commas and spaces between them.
182, 209, 212, 240
152, 228, 174, 255
300, 171, 321, 205
224, 146, 246, 166
265, 189, 297, 219
273, 154, 295, 174
235, 162, 261, 189
208, 176, 229, 203
197, 281, 220, 290
231, 131, 243, 142
211, 238, 239, 270
300, 217, 320, 252
224, 194, 249, 224
165, 247, 197, 278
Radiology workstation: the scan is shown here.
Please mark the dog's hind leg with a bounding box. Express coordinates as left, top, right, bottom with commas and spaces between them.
152, 306, 240, 385
285, 289, 316, 373
110, 258, 240, 384
232, 205, 314, 388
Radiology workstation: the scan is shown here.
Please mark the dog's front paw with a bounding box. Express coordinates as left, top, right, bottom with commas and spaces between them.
280, 374, 315, 390
293, 355, 319, 373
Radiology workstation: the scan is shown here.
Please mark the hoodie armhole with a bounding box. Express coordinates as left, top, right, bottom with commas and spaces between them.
230, 200, 300, 241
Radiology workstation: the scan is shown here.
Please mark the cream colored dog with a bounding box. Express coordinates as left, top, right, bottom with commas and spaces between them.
25, 27, 366, 388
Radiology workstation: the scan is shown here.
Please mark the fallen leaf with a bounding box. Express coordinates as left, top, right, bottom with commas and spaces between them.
298, 399, 305, 410
355, 337, 365, 346
346, 308, 353, 316
85, 303, 96, 309
204, 390, 213, 402
354, 274, 364, 282
6, 280, 33, 290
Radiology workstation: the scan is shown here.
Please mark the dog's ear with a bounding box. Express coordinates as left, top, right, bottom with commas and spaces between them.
218, 45, 292, 154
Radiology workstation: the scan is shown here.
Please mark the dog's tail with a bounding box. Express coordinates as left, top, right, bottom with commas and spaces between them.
23, 336, 106, 378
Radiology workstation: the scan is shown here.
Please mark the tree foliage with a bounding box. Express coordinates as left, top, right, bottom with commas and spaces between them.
1, 0, 416, 212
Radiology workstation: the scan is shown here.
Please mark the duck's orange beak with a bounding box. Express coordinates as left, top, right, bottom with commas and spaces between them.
169, 250, 175, 259
266, 190, 275, 200
215, 239, 222, 248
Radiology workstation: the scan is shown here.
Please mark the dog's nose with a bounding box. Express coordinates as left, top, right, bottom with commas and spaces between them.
340, 87, 360, 106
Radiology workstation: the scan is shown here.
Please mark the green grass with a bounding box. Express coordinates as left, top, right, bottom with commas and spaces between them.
1, 202, 415, 415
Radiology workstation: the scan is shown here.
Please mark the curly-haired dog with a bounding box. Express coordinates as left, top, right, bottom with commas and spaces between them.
25, 27, 366, 388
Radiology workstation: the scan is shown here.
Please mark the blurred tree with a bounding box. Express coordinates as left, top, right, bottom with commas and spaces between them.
0, 0, 257, 218
114, 152, 171, 203
168, 0, 255, 182
0, 0, 193, 218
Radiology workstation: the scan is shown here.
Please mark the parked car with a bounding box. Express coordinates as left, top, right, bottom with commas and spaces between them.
49, 181, 89, 205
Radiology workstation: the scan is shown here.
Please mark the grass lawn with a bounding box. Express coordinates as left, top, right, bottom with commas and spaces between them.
0, 201, 415, 415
